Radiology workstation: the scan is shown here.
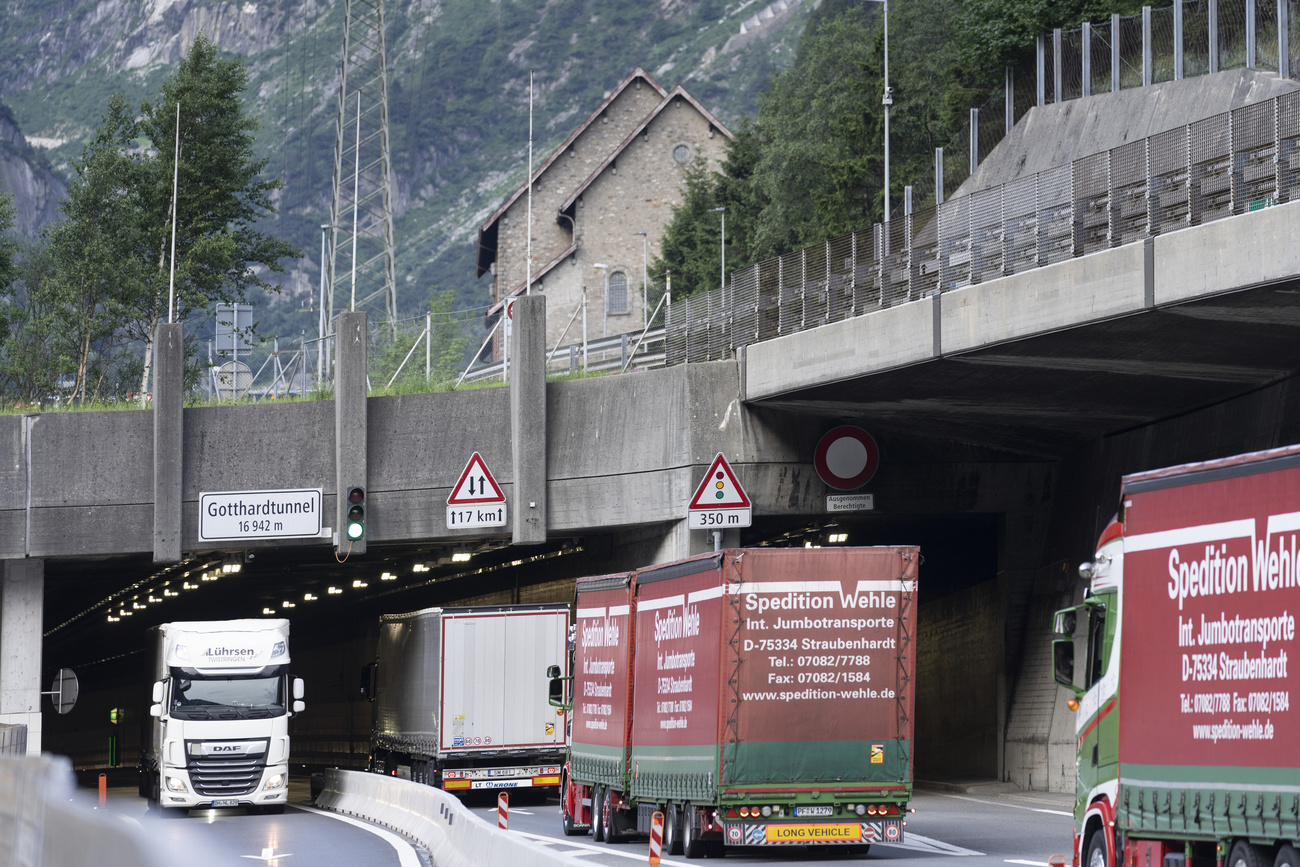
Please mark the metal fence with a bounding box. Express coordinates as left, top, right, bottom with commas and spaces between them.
665, 88, 1300, 364
462, 327, 668, 383
1040, 0, 1298, 107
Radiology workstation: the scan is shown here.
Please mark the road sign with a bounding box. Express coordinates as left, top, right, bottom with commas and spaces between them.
447, 452, 507, 529
814, 425, 879, 490
199, 488, 324, 541
687, 453, 752, 529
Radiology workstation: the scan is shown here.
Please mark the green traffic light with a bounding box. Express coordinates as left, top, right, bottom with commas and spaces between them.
347, 522, 364, 540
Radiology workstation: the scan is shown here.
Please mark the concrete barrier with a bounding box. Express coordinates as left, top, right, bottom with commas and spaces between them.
316, 768, 586, 866
0, 754, 225, 867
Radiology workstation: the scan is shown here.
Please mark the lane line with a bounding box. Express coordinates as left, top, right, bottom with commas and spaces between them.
511, 829, 695, 866
939, 794, 1074, 817
882, 832, 984, 856
1006, 860, 1051, 866
294, 805, 421, 867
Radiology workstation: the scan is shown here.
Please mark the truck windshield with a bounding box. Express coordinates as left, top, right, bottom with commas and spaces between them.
169, 672, 285, 720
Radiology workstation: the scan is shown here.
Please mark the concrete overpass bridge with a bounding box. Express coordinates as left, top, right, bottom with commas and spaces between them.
6, 74, 1300, 796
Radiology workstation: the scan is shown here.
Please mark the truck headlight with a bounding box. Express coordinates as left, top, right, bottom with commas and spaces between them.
166, 776, 188, 793
263, 774, 285, 791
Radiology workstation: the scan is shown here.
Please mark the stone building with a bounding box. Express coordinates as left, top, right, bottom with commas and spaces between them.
476, 68, 733, 356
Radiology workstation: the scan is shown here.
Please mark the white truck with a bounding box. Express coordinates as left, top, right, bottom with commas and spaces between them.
140, 619, 305, 814
366, 604, 568, 795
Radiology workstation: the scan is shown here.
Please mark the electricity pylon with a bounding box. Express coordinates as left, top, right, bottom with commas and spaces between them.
328, 0, 397, 335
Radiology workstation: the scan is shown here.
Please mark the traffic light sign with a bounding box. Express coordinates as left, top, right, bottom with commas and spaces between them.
346, 487, 365, 541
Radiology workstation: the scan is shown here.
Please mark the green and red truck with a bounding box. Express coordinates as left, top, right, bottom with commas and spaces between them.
550, 546, 918, 857
1053, 445, 1300, 867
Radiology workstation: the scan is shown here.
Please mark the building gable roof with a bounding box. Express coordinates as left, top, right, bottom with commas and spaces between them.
558, 85, 735, 215
476, 68, 668, 277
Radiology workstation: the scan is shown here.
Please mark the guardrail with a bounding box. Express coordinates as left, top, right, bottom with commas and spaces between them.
0, 755, 226, 867
665, 87, 1300, 364
315, 768, 583, 867
462, 327, 667, 383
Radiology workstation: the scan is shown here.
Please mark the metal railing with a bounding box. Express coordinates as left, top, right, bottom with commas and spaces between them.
462, 327, 668, 383
665, 88, 1300, 364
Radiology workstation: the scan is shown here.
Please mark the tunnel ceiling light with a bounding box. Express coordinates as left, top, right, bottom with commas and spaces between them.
262, 607, 276, 615
381, 571, 396, 581
352, 579, 368, 588
282, 601, 296, 608
412, 563, 428, 573
451, 552, 472, 563
304, 593, 317, 602
328, 586, 343, 595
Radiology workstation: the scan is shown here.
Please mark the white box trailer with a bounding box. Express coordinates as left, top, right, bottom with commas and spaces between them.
368, 604, 569, 793
140, 619, 305, 814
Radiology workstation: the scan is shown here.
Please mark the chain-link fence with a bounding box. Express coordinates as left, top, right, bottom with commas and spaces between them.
664, 88, 1300, 364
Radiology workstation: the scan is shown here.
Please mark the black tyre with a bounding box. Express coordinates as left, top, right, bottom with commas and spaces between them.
1275, 844, 1299, 867
665, 803, 683, 856
1085, 829, 1109, 867
602, 792, 626, 844
683, 804, 707, 860
593, 786, 606, 842
560, 778, 583, 837
1228, 841, 1267, 867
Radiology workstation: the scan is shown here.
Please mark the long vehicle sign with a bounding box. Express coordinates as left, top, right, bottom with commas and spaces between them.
199, 488, 323, 541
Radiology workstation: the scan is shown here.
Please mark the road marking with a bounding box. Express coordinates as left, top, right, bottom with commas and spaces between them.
295, 805, 421, 867
1006, 860, 1052, 866
242, 847, 292, 861
511, 830, 695, 866
939, 794, 1074, 817
882, 832, 984, 856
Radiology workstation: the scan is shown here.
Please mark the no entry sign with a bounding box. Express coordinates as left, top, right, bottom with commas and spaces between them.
814, 426, 879, 490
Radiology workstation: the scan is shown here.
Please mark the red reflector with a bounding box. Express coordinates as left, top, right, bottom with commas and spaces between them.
726, 808, 738, 818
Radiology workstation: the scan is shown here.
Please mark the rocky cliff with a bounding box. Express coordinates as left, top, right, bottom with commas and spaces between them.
0, 105, 65, 239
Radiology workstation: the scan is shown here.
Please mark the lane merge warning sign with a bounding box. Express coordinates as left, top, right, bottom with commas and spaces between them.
446, 452, 507, 529
687, 453, 752, 529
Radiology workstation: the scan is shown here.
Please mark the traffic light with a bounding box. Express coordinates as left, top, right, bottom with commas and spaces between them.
346, 487, 365, 541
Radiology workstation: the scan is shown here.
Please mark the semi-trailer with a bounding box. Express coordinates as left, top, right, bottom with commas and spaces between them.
551, 546, 918, 857
366, 603, 569, 795
1052, 444, 1300, 867
140, 619, 305, 814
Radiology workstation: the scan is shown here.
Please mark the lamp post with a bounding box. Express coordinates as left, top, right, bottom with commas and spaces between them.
592, 263, 609, 339
710, 206, 726, 300
866, 0, 892, 221
634, 231, 648, 331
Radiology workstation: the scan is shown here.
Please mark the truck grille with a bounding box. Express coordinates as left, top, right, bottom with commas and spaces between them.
189, 752, 267, 797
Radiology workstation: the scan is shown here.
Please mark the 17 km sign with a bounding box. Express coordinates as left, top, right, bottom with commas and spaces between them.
446, 452, 507, 529
687, 453, 752, 529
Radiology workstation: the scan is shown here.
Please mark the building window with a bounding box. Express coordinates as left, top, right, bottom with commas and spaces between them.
672, 143, 691, 164
607, 271, 629, 314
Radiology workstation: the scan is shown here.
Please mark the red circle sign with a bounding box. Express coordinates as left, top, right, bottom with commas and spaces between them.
814, 426, 879, 490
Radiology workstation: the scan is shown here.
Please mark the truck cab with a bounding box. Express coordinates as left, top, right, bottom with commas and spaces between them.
141, 620, 304, 813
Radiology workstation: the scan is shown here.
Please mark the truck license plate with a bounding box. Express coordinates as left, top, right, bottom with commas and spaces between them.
795, 805, 833, 817
212, 800, 239, 807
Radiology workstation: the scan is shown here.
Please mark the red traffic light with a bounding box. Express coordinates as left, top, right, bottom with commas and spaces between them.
348, 487, 365, 504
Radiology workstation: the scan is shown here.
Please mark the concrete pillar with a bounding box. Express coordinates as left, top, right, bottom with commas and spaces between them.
335, 312, 368, 556
153, 322, 183, 563
0, 559, 43, 755
510, 295, 547, 545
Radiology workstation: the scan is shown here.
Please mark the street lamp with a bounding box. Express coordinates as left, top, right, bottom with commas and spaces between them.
634, 231, 648, 331
865, 0, 892, 221
592, 263, 609, 339
710, 207, 726, 299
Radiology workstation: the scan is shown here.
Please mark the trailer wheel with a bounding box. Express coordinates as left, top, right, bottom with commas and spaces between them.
1085, 829, 1109, 867
665, 803, 683, 855
593, 786, 607, 842
683, 804, 707, 859
1275, 844, 1299, 867
1228, 841, 1267, 867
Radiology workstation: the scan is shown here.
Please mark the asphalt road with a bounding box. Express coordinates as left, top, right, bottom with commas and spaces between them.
465, 784, 1076, 867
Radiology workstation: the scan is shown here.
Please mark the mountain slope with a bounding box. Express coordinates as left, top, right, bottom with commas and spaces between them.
0, 0, 811, 337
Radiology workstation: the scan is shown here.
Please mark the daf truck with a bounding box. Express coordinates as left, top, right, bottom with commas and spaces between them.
550, 547, 918, 857
366, 604, 569, 794
1053, 444, 1300, 867
140, 619, 305, 814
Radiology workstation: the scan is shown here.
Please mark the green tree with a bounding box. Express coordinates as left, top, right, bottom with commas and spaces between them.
370, 288, 471, 389
131, 33, 301, 397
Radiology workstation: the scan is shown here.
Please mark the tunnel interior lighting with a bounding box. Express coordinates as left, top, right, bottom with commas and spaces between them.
262, 608, 276, 615
328, 586, 343, 595
381, 571, 396, 581
412, 564, 428, 573
304, 593, 317, 602
451, 552, 472, 563
352, 579, 367, 588
282, 601, 296, 608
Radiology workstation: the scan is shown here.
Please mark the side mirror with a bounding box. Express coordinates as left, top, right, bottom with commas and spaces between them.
546, 664, 561, 679
150, 703, 163, 718
1053, 639, 1085, 698
293, 677, 305, 700
293, 700, 306, 714
1054, 609, 1077, 636
151, 681, 164, 704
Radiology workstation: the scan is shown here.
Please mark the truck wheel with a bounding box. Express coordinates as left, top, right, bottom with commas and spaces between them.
602, 792, 625, 844
1085, 829, 1109, 867
560, 778, 582, 837
683, 805, 707, 860
593, 786, 606, 842
665, 803, 683, 855
1229, 841, 1266, 867
1275, 844, 1299, 867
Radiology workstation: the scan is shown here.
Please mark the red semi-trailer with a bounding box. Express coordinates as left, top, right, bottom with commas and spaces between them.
554, 547, 918, 858
1052, 445, 1300, 867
